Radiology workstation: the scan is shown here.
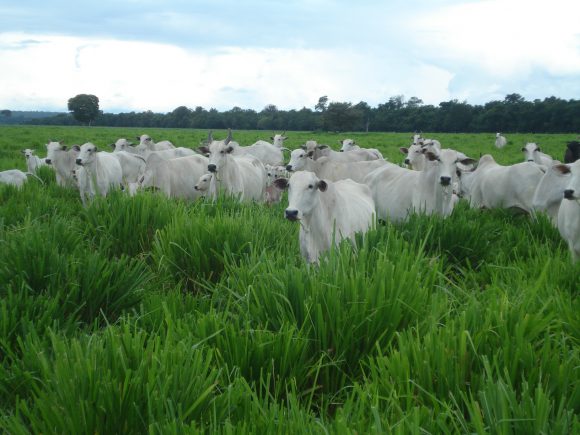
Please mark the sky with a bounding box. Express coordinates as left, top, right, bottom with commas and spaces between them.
1, 0, 579, 113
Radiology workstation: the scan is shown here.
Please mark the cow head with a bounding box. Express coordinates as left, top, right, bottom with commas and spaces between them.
555, 160, 580, 200
194, 173, 213, 192
286, 148, 313, 172
522, 142, 541, 162
76, 143, 98, 166
21, 148, 35, 159
112, 138, 131, 151
426, 149, 476, 187
45, 141, 67, 165
339, 139, 356, 152
270, 133, 288, 147
137, 134, 152, 144
206, 129, 234, 173
399, 143, 424, 168
275, 171, 328, 221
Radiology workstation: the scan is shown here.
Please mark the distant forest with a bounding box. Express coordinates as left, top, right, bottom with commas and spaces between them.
3, 94, 580, 133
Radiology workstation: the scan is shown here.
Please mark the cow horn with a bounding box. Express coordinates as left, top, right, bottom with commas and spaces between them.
207, 130, 213, 142
224, 128, 232, 145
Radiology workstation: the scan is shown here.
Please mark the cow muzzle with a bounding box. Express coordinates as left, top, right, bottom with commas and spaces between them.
564, 189, 575, 200
208, 164, 217, 173
76, 159, 83, 166
45, 159, 52, 165
440, 176, 451, 186
285, 209, 299, 221
286, 164, 293, 172
404, 158, 410, 165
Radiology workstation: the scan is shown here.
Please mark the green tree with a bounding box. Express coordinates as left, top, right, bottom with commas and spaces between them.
67, 94, 100, 125
1, 109, 11, 117
324, 102, 363, 132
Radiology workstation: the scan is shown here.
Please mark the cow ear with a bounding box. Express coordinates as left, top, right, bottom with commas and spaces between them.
197, 146, 209, 155
282, 136, 288, 140
300, 144, 307, 150
110, 143, 116, 149
273, 178, 288, 190
399, 147, 408, 154
226, 146, 234, 154
536, 147, 541, 152
554, 164, 571, 175
317, 180, 328, 192
61, 145, 68, 151
307, 150, 314, 157
270, 136, 275, 141
20, 149, 26, 154
459, 157, 476, 165
94, 145, 98, 152
425, 151, 439, 161
72, 145, 80, 152
318, 144, 328, 150
521, 147, 526, 152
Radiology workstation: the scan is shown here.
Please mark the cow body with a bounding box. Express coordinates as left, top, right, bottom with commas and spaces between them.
45, 141, 80, 187
75, 143, 123, 203
555, 161, 580, 262
495, 133, 507, 149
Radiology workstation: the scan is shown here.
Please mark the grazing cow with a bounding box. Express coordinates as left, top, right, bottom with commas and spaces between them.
136, 134, 175, 152
75, 143, 123, 203
45, 141, 80, 187
564, 141, 580, 163
286, 149, 388, 183
197, 130, 266, 202
301, 140, 381, 162
495, 132, 507, 149
0, 169, 42, 187
21, 149, 48, 173
459, 154, 544, 215
274, 171, 375, 263
364, 149, 475, 222
137, 154, 209, 200
522, 143, 555, 166
554, 160, 580, 262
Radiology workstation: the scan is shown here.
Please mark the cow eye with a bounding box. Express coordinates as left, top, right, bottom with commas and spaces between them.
220, 150, 225, 154
308, 184, 313, 189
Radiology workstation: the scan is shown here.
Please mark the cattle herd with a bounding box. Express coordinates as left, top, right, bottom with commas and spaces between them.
2, 132, 580, 264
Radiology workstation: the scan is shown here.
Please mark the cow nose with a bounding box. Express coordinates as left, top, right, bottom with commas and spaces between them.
528, 159, 534, 162
564, 189, 575, 199
285, 209, 299, 221
194, 186, 199, 191
286, 164, 293, 172
404, 158, 410, 165
76, 158, 82, 165
45, 159, 52, 165
208, 164, 217, 173
340, 150, 344, 152
440, 176, 451, 186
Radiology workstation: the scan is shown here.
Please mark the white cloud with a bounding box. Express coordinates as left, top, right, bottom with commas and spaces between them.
0, 32, 454, 112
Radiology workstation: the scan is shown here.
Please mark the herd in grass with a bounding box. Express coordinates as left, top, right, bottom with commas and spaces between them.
2, 131, 580, 263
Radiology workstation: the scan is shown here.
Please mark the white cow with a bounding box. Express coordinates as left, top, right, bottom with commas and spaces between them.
301, 140, 381, 162
136, 134, 175, 152
364, 149, 474, 222
75, 143, 123, 203
270, 133, 288, 148
413, 134, 442, 150
274, 171, 375, 263
138, 154, 209, 201
21, 149, 48, 173
522, 143, 555, 166
286, 149, 388, 183
198, 131, 266, 202
555, 160, 580, 262
495, 133, 507, 149
459, 155, 544, 214
45, 141, 80, 187
532, 164, 571, 224
0, 169, 42, 187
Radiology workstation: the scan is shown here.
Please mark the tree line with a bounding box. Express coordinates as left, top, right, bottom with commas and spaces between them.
22, 93, 580, 133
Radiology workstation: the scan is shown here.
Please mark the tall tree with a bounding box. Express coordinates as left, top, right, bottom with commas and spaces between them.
67, 94, 100, 125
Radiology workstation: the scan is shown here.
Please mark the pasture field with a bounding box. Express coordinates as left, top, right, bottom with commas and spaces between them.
0, 125, 578, 433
